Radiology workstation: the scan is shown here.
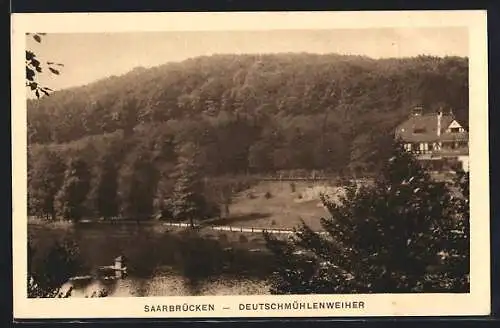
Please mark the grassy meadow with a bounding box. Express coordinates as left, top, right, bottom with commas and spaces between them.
207, 180, 339, 231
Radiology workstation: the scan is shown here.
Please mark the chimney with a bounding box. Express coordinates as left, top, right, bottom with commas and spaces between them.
437, 109, 442, 137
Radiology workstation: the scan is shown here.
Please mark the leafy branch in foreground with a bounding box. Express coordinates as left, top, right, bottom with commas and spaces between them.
26, 33, 64, 98
265, 142, 469, 294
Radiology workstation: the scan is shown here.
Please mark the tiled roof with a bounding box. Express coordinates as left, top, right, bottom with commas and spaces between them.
395, 113, 467, 143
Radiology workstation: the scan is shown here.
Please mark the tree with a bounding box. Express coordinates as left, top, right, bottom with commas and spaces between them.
116, 97, 140, 137
118, 143, 159, 219
55, 157, 91, 221
248, 141, 273, 173
171, 142, 207, 227
28, 236, 84, 298
28, 148, 66, 220
218, 182, 233, 218
153, 163, 176, 219
429, 168, 469, 290
26, 33, 63, 98
265, 142, 469, 294
90, 152, 119, 219
203, 176, 237, 218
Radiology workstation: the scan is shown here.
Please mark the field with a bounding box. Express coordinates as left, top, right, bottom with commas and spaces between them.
207, 180, 341, 231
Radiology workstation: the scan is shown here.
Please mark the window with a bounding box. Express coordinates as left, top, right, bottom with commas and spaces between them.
413, 128, 426, 134
450, 127, 460, 133
432, 142, 441, 151
419, 143, 429, 152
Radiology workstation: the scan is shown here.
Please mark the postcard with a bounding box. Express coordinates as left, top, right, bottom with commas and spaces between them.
12, 10, 489, 319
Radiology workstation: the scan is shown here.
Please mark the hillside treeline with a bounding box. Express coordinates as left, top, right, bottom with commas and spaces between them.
27, 53, 468, 220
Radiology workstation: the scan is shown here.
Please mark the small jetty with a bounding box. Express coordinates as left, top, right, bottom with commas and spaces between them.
97, 256, 128, 279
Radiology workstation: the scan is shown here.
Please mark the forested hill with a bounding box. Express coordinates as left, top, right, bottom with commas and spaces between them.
27, 53, 468, 175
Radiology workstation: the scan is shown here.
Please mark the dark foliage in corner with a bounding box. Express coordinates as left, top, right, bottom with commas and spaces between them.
28, 236, 85, 297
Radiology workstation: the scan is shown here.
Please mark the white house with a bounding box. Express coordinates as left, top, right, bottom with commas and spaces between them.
395, 106, 469, 172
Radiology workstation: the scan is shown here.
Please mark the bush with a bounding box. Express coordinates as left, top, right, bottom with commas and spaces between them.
28, 237, 85, 297
265, 143, 469, 294
201, 200, 221, 220
154, 198, 174, 220
264, 191, 272, 199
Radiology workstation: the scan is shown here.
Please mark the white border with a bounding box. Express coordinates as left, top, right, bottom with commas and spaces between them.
11, 11, 490, 319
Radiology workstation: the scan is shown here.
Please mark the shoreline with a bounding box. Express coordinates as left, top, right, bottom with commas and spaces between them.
27, 218, 279, 255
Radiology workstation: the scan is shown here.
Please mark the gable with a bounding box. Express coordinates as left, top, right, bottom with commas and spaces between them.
447, 120, 462, 129
445, 119, 466, 133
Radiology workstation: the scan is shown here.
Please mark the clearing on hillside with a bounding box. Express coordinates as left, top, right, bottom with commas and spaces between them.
207, 180, 347, 231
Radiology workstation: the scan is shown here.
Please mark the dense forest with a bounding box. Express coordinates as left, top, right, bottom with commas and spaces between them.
27, 53, 468, 221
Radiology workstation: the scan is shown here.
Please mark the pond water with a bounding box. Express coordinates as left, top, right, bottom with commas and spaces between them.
28, 221, 273, 297
60, 274, 269, 298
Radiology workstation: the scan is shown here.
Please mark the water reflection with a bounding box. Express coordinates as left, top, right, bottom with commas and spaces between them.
29, 221, 273, 297
64, 274, 269, 297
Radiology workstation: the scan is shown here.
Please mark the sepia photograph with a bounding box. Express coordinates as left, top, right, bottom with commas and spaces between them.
12, 11, 489, 318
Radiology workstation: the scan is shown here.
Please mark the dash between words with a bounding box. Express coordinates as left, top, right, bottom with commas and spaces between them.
144, 301, 365, 313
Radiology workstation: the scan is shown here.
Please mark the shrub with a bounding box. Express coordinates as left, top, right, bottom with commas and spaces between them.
28, 236, 85, 298
265, 143, 469, 294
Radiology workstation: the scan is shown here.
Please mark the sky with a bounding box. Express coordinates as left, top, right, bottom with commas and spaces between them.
27, 27, 468, 92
